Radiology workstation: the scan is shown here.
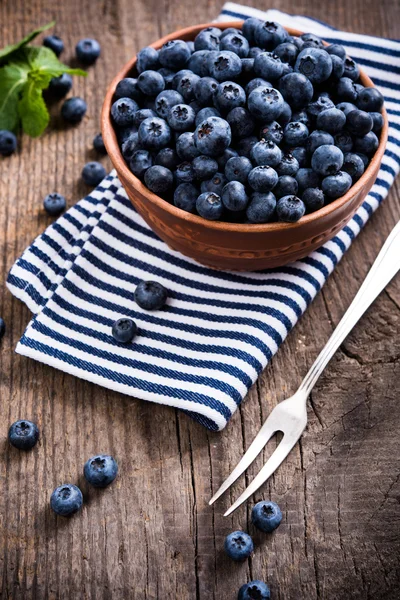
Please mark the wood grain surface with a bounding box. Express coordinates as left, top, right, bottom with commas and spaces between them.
0, 1, 399, 599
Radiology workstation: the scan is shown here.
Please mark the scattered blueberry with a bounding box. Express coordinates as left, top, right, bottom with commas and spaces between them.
0, 317, 5, 340
43, 34, 64, 56
135, 281, 168, 310
93, 133, 107, 155
8, 420, 39, 450
43, 192, 66, 216
82, 162, 106, 186
48, 73, 72, 99
75, 38, 101, 65
252, 500, 283, 532
112, 318, 137, 343
238, 581, 271, 600
61, 97, 87, 123
84, 454, 118, 488
50, 484, 83, 517
0, 130, 17, 156
224, 531, 254, 561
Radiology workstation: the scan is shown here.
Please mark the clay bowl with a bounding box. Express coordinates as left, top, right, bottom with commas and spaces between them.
102, 21, 388, 271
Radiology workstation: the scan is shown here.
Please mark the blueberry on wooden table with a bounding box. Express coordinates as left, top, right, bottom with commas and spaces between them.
251, 500, 282, 533
0, 317, 5, 340
134, 281, 168, 311
61, 97, 87, 123
0, 130, 17, 156
112, 318, 137, 343
43, 193, 66, 216
224, 531, 254, 561
75, 38, 101, 65
238, 580, 271, 600
43, 34, 64, 56
8, 420, 39, 450
93, 133, 107, 155
48, 73, 72, 99
84, 454, 118, 488
50, 484, 83, 516
82, 162, 106, 186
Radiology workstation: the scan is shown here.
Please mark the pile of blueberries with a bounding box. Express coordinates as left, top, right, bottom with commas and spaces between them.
7, 418, 118, 516
111, 19, 384, 224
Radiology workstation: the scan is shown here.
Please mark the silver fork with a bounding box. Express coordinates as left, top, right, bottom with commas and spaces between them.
210, 220, 400, 516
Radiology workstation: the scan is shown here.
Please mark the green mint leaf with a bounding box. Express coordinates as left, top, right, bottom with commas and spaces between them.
0, 21, 55, 65
18, 77, 49, 137
21, 46, 87, 78
0, 63, 28, 131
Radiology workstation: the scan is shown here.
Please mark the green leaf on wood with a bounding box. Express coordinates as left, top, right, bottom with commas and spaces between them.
0, 63, 28, 131
0, 21, 55, 64
18, 76, 50, 137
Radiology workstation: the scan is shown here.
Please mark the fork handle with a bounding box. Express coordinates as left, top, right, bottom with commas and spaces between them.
299, 221, 400, 397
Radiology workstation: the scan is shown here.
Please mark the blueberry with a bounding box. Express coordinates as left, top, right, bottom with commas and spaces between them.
145, 165, 174, 194
306, 130, 334, 155
50, 484, 83, 517
302, 187, 325, 212
201, 172, 227, 195
114, 78, 142, 103
194, 29, 220, 52
176, 132, 201, 160
307, 95, 334, 120
159, 40, 190, 69
220, 28, 242, 40
370, 111, 384, 134
225, 156, 252, 183
214, 81, 246, 112
357, 87, 384, 112
322, 170, 352, 198
342, 152, 365, 180
316, 108, 346, 133
134, 108, 157, 127
224, 531, 254, 561
61, 97, 87, 123
251, 139, 282, 167
155, 147, 178, 171
337, 77, 359, 103
296, 167, 320, 192
138, 117, 171, 150
196, 192, 223, 220
248, 86, 284, 121
295, 47, 332, 83
336, 101, 358, 116
251, 500, 282, 532
48, 73, 72, 99
195, 77, 219, 106
174, 183, 199, 213
238, 581, 271, 600
0, 317, 5, 340
84, 454, 118, 488
82, 162, 106, 186
326, 44, 346, 59
217, 147, 239, 169
290, 146, 308, 168
154, 90, 183, 119
245, 77, 271, 96
173, 70, 200, 102
276, 153, 299, 176
329, 55, 345, 80
43, 34, 64, 56
343, 57, 360, 81
276, 195, 305, 222
235, 135, 258, 159
93, 133, 107, 155
175, 161, 195, 184
240, 58, 255, 80
0, 130, 17, 156
311, 144, 344, 176
208, 51, 242, 82
130, 149, 153, 178
191, 155, 218, 181
112, 317, 137, 342
167, 104, 196, 132
189, 99, 202, 115
254, 52, 284, 81
220, 32, 250, 58
246, 192, 276, 223
356, 153, 369, 168
242, 17, 262, 45
138, 70, 165, 96
43, 192, 66, 216
334, 130, 353, 153
248, 165, 278, 192
280, 62, 293, 77
274, 42, 298, 64
222, 181, 249, 211
254, 21, 288, 50
226, 107, 255, 138
353, 131, 379, 156
195, 106, 220, 127
301, 32, 324, 48
75, 38, 101, 65
188, 50, 210, 77
137, 46, 160, 73
346, 109, 373, 136
8, 420, 39, 450
283, 122, 309, 147
121, 131, 139, 162
111, 97, 138, 127
195, 116, 231, 157
279, 73, 313, 109
273, 175, 298, 198
259, 120, 283, 145
278, 101, 292, 126
158, 68, 175, 88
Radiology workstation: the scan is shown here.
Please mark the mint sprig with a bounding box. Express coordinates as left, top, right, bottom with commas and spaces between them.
0, 23, 87, 138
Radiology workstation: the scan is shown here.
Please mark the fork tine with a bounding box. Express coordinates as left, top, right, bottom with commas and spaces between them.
223, 434, 301, 516
209, 409, 280, 506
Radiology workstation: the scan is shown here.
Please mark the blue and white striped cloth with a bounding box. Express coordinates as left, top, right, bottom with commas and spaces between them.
7, 6, 400, 431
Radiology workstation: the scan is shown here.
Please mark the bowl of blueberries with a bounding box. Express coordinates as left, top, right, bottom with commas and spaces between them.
101, 19, 388, 271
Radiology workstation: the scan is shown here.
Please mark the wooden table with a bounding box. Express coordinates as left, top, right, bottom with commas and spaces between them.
1, 1, 399, 598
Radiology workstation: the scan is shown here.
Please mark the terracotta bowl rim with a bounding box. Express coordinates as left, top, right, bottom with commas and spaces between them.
101, 21, 388, 234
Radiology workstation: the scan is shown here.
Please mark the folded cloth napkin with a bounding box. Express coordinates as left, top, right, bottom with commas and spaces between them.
7, 6, 400, 431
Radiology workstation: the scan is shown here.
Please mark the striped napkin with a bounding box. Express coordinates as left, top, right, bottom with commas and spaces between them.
7, 6, 400, 431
